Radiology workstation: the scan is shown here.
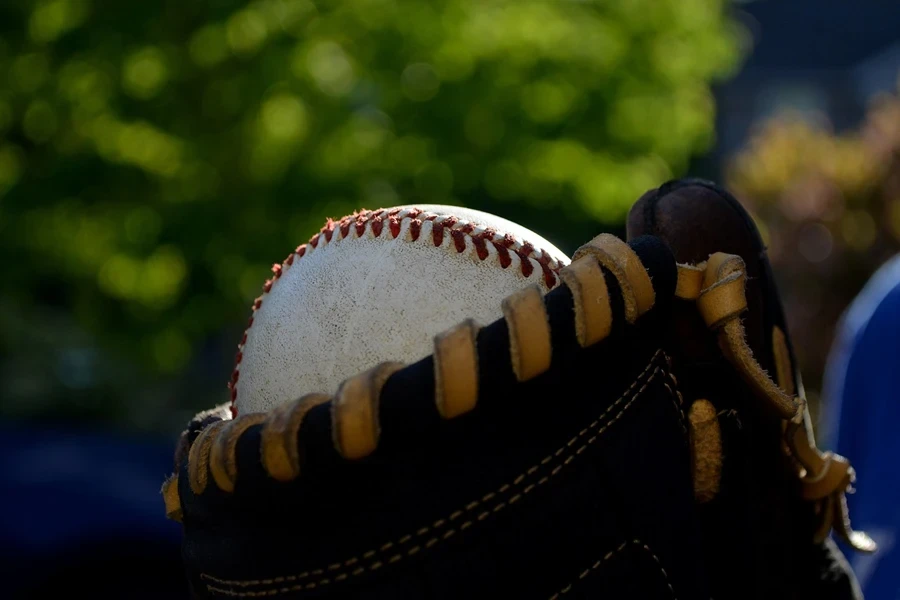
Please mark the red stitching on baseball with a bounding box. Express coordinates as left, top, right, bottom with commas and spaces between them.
371, 215, 384, 237
432, 221, 444, 247
322, 220, 335, 243
472, 233, 490, 260
228, 208, 567, 417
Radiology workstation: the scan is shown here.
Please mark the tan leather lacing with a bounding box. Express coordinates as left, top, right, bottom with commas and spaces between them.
161, 474, 182, 522
433, 319, 480, 419
573, 233, 655, 324
331, 362, 405, 460
503, 285, 553, 382
675, 255, 876, 553
261, 393, 331, 481
688, 399, 722, 504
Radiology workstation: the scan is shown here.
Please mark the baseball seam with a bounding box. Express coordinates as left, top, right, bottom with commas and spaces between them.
201, 352, 665, 595
229, 207, 567, 417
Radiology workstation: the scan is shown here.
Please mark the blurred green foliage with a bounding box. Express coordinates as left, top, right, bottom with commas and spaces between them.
726, 75, 900, 420
0, 0, 746, 429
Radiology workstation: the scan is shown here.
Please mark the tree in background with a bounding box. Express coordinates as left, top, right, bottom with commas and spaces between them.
725, 75, 900, 423
0, 0, 746, 431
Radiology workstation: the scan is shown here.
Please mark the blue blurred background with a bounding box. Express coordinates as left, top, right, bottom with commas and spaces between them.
1, 0, 898, 597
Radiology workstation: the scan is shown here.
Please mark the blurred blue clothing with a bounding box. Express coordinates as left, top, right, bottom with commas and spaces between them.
821, 253, 900, 600
0, 421, 182, 553
0, 420, 186, 597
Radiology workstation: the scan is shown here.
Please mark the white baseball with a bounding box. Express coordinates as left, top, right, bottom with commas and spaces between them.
230, 204, 570, 416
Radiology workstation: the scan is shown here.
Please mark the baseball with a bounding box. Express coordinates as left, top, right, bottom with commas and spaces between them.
230, 204, 570, 416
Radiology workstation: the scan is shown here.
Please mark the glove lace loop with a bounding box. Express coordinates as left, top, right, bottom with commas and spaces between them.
676, 255, 876, 554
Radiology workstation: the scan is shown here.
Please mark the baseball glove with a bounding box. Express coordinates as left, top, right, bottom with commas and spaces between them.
162, 179, 873, 599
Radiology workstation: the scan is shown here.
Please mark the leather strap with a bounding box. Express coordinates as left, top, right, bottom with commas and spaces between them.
693, 253, 798, 419
675, 263, 705, 300
162, 475, 182, 522
261, 393, 332, 481
688, 399, 722, 503
697, 253, 748, 328
188, 420, 227, 495
573, 233, 655, 323
210, 413, 267, 493
502, 285, 552, 382
559, 255, 612, 348
434, 319, 480, 419
332, 362, 405, 460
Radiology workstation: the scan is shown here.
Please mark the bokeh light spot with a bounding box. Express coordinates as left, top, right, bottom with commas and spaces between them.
112, 121, 184, 177
58, 60, 113, 114
122, 46, 168, 100
521, 79, 579, 124
260, 93, 308, 142
299, 41, 357, 97
402, 63, 440, 102
227, 10, 268, 56
189, 24, 229, 68
28, 0, 91, 44
140, 245, 188, 308
262, 0, 316, 33
98, 253, 140, 299
526, 140, 590, 182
